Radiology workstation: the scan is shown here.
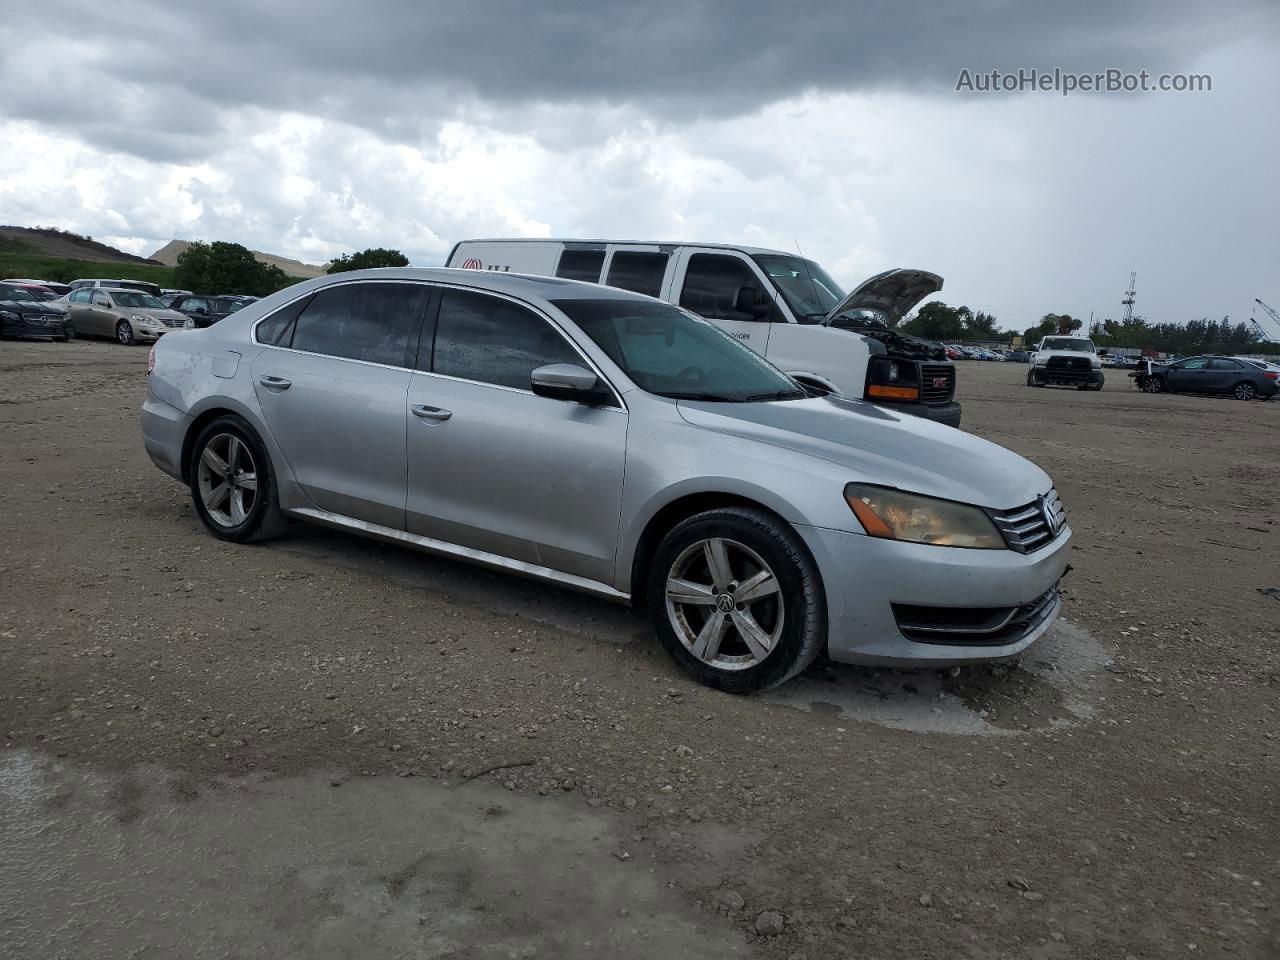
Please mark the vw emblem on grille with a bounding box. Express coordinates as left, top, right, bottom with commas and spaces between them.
715, 593, 735, 613
1039, 495, 1064, 535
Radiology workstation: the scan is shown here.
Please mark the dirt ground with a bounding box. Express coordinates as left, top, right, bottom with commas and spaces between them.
1, 339, 1277, 959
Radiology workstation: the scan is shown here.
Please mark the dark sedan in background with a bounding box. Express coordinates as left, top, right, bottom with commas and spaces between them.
1132, 355, 1278, 401
0, 283, 72, 340
167, 294, 258, 328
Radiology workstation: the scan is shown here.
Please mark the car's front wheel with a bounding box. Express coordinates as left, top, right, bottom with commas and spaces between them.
647, 507, 825, 693
188, 415, 288, 543
1233, 381, 1257, 401
115, 320, 135, 345
1144, 377, 1165, 393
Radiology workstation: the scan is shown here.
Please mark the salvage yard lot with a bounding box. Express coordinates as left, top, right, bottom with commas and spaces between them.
1, 340, 1277, 958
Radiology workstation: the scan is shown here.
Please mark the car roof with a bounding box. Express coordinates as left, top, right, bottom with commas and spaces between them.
297, 266, 669, 304
457, 238, 794, 257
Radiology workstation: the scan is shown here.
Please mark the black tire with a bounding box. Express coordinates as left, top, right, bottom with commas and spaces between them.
187, 415, 288, 543
115, 320, 135, 345
64, 322, 76, 341
647, 507, 825, 694
1232, 381, 1257, 401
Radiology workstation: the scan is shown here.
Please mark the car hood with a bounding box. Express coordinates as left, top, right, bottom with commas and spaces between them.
0, 298, 65, 316
676, 395, 1051, 510
820, 268, 943, 326
130, 308, 188, 322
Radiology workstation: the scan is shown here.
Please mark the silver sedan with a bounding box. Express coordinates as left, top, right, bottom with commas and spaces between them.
142, 268, 1071, 692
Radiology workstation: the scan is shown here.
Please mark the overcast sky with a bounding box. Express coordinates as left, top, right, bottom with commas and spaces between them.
1, 1, 1277, 331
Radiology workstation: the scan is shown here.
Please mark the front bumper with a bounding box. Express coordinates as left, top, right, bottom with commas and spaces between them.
2, 314, 69, 339
796, 522, 1072, 666
1031, 365, 1103, 386
884, 399, 963, 429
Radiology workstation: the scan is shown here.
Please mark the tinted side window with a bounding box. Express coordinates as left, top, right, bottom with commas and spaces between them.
680, 254, 770, 321
290, 283, 428, 366
1208, 358, 1240, 370
605, 252, 668, 298
1181, 357, 1209, 369
69, 290, 90, 303
430, 290, 578, 389
555, 250, 606, 282
256, 294, 313, 346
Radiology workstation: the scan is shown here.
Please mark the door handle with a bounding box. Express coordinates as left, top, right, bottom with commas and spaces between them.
259, 375, 292, 390
411, 404, 452, 421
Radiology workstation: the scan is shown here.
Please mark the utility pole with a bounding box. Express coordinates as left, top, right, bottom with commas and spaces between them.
1121, 271, 1137, 322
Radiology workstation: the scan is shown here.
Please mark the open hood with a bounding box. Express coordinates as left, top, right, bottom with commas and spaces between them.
820, 268, 943, 326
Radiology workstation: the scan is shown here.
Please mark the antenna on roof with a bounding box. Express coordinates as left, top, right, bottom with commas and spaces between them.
793, 238, 805, 259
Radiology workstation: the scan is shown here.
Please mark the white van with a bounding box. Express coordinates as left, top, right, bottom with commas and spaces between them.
445, 239, 961, 427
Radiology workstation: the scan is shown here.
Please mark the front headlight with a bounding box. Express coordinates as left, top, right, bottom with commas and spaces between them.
183, 318, 194, 329
844, 483, 1004, 549
131, 314, 154, 324
865, 356, 920, 401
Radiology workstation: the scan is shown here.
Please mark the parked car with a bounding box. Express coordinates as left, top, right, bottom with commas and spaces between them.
1131, 355, 1277, 401
8, 283, 62, 302
4, 277, 72, 297
1233, 356, 1280, 377
144, 268, 1071, 693
65, 287, 192, 344
67, 278, 163, 298
0, 282, 73, 340
447, 239, 962, 427
1007, 349, 1029, 363
167, 294, 239, 328
1027, 336, 1104, 390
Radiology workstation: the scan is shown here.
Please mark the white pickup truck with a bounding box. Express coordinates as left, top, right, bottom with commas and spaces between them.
1027, 336, 1104, 391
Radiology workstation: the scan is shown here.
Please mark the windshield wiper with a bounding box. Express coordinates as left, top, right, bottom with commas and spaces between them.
659, 392, 743, 402
743, 390, 807, 402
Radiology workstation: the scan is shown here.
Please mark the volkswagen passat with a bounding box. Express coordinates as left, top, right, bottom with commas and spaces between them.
142, 269, 1071, 693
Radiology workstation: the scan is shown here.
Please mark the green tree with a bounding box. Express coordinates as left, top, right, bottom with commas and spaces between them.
902, 302, 1005, 342
326, 247, 410, 274
174, 241, 296, 296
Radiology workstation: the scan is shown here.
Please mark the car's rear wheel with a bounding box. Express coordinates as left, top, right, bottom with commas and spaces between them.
647, 507, 825, 694
1232, 381, 1257, 401
115, 320, 135, 345
188, 415, 287, 543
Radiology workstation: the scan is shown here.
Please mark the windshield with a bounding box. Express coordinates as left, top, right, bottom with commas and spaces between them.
552, 298, 805, 402
752, 255, 845, 323
110, 291, 165, 308
1041, 338, 1094, 352
1, 285, 37, 302
220, 299, 249, 313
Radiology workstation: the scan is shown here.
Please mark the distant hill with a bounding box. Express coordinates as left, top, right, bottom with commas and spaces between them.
0, 226, 160, 264
149, 240, 328, 279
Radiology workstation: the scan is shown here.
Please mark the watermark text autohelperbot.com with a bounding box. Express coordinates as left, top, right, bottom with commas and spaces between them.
956, 68, 1211, 96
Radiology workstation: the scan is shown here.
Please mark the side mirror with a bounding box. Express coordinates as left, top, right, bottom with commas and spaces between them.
733, 286, 770, 319
530, 363, 605, 403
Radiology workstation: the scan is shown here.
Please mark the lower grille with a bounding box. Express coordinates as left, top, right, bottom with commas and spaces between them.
919, 363, 956, 405
988, 489, 1065, 553
893, 587, 1060, 646
160, 317, 186, 328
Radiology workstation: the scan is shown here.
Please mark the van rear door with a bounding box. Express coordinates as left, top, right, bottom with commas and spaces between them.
669, 248, 777, 356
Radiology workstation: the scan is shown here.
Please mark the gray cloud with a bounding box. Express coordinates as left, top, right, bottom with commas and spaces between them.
1, 0, 1275, 161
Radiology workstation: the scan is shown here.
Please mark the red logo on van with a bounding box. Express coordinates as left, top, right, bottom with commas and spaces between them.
460, 258, 483, 270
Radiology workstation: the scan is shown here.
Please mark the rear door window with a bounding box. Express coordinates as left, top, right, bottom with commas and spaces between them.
555, 250, 606, 283
428, 289, 579, 389
679, 253, 772, 321
288, 282, 429, 367
605, 252, 668, 298
1208, 358, 1241, 370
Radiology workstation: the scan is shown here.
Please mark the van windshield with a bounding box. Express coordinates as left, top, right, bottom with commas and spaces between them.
552, 298, 805, 402
752, 255, 845, 323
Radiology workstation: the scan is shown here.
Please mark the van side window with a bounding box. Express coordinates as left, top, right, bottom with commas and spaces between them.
606, 252, 668, 298
289, 282, 428, 367
555, 250, 605, 283
429, 289, 579, 390
679, 254, 771, 321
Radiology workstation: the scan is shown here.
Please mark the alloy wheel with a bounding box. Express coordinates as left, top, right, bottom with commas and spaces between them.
1234, 382, 1256, 401
664, 537, 784, 671
116, 321, 134, 345
197, 433, 259, 527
